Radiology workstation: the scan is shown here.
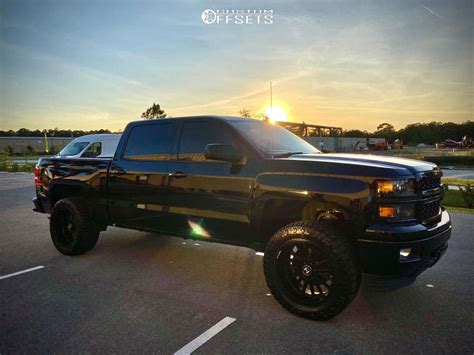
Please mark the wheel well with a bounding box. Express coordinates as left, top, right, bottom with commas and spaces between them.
51, 184, 84, 207
257, 199, 349, 247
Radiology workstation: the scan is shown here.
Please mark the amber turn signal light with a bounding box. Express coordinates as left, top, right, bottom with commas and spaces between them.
377, 180, 395, 194
379, 206, 396, 218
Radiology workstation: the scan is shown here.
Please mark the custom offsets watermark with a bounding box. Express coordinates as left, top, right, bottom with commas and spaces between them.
201, 9, 273, 25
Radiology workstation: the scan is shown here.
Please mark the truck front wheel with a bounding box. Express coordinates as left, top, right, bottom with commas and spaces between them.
50, 197, 99, 255
264, 221, 360, 320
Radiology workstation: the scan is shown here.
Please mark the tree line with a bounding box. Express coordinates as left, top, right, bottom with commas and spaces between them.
0, 102, 167, 137
237, 107, 474, 144
0, 128, 116, 138
1, 99, 472, 146
342, 121, 474, 145
1, 121, 472, 145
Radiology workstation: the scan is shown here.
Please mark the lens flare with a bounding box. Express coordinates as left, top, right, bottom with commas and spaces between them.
187, 220, 211, 238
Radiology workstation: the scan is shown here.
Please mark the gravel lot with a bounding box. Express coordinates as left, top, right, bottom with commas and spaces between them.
1, 172, 473, 353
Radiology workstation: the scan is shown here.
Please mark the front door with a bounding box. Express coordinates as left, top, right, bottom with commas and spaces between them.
166, 120, 253, 244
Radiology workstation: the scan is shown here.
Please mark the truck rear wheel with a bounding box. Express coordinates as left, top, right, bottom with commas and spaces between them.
264, 221, 360, 320
50, 197, 99, 255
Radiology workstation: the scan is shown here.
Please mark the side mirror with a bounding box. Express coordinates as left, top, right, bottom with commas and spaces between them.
205, 144, 244, 163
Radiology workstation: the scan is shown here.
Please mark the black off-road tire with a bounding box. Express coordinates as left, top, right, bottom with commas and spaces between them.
50, 197, 100, 255
264, 221, 361, 320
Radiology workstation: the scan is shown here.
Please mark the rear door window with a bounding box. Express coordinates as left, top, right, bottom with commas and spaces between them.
124, 123, 175, 161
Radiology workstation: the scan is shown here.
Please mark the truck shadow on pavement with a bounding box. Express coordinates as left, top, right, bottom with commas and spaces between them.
85, 229, 458, 329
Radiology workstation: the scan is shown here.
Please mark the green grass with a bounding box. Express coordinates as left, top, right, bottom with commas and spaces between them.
442, 181, 474, 212
443, 189, 465, 208
442, 178, 474, 186
445, 206, 474, 214
0, 163, 36, 173
0, 153, 53, 172
0, 155, 36, 172
438, 189, 474, 213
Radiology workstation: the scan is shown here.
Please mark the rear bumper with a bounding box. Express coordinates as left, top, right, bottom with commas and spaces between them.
32, 196, 49, 213
358, 209, 451, 280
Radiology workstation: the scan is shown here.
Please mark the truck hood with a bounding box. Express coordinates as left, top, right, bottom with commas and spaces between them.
284, 153, 437, 177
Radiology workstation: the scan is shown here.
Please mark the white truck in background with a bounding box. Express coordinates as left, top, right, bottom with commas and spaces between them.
57, 134, 121, 159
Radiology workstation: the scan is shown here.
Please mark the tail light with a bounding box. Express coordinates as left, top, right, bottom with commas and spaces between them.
34, 167, 42, 188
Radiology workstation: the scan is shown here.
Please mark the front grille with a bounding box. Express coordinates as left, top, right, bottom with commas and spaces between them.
418, 175, 441, 192
418, 200, 441, 224
416, 169, 443, 224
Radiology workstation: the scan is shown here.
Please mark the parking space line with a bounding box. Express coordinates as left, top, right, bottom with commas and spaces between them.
0, 266, 45, 280
174, 317, 236, 355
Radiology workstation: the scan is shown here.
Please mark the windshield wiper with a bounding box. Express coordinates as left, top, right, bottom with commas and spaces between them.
272, 151, 304, 158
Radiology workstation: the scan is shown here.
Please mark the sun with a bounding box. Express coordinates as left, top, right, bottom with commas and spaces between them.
264, 106, 288, 124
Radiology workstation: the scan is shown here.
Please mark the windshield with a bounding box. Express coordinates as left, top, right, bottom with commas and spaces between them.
58, 141, 89, 156
229, 120, 320, 157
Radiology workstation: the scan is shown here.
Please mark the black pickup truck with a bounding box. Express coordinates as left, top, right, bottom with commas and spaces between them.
33, 116, 451, 320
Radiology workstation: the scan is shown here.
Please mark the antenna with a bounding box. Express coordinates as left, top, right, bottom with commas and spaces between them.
270, 81, 273, 113
270, 81, 274, 157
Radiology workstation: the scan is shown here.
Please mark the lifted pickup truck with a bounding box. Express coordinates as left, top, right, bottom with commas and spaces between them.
33, 116, 451, 320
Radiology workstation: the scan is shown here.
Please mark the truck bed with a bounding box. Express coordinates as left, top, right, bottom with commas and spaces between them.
33, 157, 112, 216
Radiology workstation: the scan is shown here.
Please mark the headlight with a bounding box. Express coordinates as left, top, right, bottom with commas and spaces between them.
376, 179, 415, 197
378, 204, 416, 220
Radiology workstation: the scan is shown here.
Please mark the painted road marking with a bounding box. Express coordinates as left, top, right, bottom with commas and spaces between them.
0, 266, 45, 280
174, 317, 236, 355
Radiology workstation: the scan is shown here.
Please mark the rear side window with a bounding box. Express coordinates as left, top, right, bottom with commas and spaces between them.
178, 122, 236, 162
81, 142, 102, 158
124, 123, 175, 161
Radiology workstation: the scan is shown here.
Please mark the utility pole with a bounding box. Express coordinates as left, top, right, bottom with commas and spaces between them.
43, 130, 49, 153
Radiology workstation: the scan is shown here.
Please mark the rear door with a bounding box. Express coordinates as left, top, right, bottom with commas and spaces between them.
165, 119, 253, 244
108, 121, 177, 231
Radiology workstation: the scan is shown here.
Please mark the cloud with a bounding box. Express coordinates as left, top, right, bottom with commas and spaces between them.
419, 4, 443, 19
169, 69, 315, 112
1, 1, 471, 131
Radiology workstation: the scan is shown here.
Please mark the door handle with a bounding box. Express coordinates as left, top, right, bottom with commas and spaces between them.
168, 171, 187, 179
110, 167, 126, 176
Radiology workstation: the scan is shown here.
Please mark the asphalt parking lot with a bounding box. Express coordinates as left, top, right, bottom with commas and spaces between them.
1, 172, 473, 353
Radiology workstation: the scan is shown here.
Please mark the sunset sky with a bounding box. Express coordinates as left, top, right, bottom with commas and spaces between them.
1, 0, 472, 132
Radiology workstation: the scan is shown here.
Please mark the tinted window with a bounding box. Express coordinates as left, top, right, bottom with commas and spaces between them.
178, 122, 236, 162
81, 142, 102, 157
124, 123, 175, 161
